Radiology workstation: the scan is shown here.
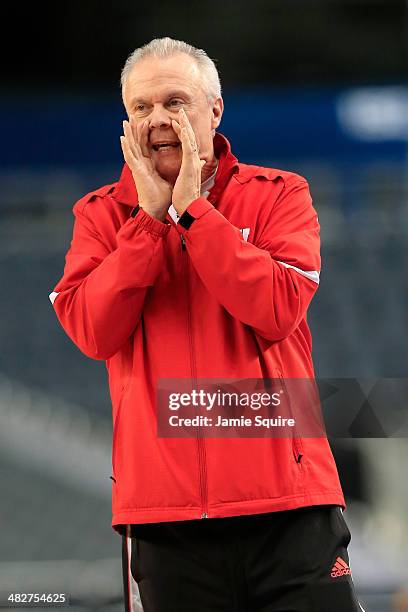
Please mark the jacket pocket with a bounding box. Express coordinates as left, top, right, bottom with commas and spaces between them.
274, 370, 304, 465
112, 380, 131, 480
292, 436, 304, 465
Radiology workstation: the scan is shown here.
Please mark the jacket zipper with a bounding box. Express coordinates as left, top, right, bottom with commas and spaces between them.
181, 234, 208, 518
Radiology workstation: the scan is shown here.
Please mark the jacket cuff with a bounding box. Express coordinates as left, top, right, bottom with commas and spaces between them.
133, 207, 171, 236
177, 198, 214, 233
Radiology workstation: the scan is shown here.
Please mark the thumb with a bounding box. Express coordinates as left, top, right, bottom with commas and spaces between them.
200, 159, 206, 168
171, 119, 181, 137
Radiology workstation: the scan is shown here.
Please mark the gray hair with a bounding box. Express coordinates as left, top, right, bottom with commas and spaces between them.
120, 37, 222, 102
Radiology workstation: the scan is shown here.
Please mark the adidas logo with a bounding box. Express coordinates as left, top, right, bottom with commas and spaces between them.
331, 556, 352, 578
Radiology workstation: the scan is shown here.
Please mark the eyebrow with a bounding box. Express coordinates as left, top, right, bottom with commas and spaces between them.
130, 90, 192, 106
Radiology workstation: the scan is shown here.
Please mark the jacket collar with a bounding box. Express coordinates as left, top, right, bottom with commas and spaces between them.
111, 132, 239, 208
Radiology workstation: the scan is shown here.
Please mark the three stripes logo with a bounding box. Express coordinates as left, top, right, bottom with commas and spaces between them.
331, 556, 352, 578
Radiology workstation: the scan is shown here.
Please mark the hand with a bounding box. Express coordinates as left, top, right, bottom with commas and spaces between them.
120, 118, 172, 221
171, 108, 206, 216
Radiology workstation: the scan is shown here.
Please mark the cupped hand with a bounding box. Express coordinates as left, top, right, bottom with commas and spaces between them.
120, 118, 172, 221
171, 108, 206, 216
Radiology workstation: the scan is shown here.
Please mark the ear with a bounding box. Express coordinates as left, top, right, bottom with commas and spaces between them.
211, 97, 224, 130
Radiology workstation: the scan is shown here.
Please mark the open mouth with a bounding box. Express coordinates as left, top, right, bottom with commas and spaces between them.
152, 142, 181, 151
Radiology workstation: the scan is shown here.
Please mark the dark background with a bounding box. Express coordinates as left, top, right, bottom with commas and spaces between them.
4, 0, 408, 91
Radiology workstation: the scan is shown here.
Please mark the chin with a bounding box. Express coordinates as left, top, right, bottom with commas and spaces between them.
155, 159, 181, 185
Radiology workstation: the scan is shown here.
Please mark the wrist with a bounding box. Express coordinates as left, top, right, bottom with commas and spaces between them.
173, 193, 200, 216
172, 201, 190, 216
139, 204, 168, 222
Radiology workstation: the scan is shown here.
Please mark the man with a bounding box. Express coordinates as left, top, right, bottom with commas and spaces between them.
50, 38, 363, 611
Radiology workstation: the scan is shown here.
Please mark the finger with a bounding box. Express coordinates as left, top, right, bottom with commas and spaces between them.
125, 121, 146, 163
176, 116, 195, 156
123, 120, 139, 159
130, 115, 140, 144
172, 118, 181, 133
123, 119, 136, 148
129, 121, 156, 173
139, 120, 150, 157
120, 135, 136, 168
171, 119, 182, 139
179, 126, 195, 158
126, 118, 144, 160
133, 117, 150, 158
178, 109, 190, 138
179, 108, 198, 150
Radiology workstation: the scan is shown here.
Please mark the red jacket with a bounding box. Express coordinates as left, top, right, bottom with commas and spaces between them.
50, 133, 345, 533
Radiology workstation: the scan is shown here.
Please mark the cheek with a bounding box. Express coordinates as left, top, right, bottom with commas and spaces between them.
128, 115, 144, 135
190, 120, 212, 148
199, 112, 215, 138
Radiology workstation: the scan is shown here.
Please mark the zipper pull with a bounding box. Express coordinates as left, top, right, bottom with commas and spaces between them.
180, 233, 186, 250
201, 512, 208, 519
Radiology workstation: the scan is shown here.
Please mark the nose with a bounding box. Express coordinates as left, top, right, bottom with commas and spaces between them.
148, 104, 172, 129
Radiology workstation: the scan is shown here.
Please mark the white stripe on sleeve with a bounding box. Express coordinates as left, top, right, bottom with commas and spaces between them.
277, 261, 320, 285
49, 291, 59, 304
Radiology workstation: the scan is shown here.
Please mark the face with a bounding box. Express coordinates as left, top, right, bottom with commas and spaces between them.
123, 53, 223, 184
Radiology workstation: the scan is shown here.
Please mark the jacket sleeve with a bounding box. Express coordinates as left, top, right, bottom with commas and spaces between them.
49, 200, 170, 360
176, 176, 320, 342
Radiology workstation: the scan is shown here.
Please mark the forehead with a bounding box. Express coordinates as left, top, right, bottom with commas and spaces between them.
124, 54, 203, 102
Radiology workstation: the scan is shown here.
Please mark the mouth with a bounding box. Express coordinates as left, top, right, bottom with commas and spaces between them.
151, 142, 181, 152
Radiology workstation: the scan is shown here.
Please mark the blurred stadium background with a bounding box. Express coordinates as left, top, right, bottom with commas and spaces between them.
1, 1, 408, 610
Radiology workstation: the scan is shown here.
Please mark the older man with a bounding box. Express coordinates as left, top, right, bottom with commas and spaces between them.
50, 38, 363, 612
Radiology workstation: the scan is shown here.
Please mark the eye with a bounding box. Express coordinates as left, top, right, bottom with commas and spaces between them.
168, 99, 183, 108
